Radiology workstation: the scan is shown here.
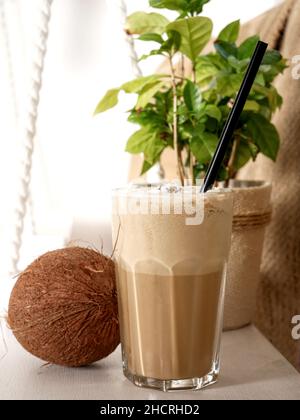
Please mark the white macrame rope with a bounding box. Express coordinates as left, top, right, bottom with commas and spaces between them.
0, 0, 37, 236
0, 0, 19, 121
10, 0, 53, 275
115, 0, 142, 78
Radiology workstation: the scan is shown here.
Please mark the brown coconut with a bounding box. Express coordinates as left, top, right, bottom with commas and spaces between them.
8, 247, 120, 367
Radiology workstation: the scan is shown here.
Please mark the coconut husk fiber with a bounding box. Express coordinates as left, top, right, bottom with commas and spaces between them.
8, 247, 120, 367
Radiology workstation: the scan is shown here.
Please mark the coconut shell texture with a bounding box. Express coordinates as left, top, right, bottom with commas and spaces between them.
8, 247, 120, 367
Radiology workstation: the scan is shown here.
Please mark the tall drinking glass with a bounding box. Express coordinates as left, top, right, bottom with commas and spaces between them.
112, 186, 233, 391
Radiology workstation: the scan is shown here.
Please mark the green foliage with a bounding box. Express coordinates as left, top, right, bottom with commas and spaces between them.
125, 12, 169, 35
238, 35, 260, 59
191, 21, 286, 180
95, 1, 287, 182
205, 104, 222, 121
190, 132, 219, 163
139, 33, 164, 43
94, 89, 120, 114
183, 80, 202, 112
94, 75, 169, 114
122, 75, 165, 93
167, 17, 213, 61
149, 0, 188, 10
126, 126, 167, 173
246, 113, 280, 161
136, 81, 167, 108
139, 31, 181, 61
217, 20, 240, 43
150, 0, 210, 14
214, 40, 238, 59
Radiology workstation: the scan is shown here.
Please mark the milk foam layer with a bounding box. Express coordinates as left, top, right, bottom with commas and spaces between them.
112, 188, 233, 276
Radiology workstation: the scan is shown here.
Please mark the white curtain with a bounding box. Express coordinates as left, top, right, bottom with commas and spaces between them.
0, 0, 281, 294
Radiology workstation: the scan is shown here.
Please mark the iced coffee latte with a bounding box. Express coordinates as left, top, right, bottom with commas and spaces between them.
112, 186, 233, 391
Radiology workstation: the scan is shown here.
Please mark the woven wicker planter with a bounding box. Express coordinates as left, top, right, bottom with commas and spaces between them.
223, 181, 272, 331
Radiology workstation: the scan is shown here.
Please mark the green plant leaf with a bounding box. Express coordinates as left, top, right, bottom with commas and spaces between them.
195, 55, 220, 86
217, 73, 243, 97
257, 105, 272, 121
261, 58, 288, 84
228, 55, 241, 70
214, 40, 238, 59
217, 20, 240, 43
126, 128, 152, 154
122, 75, 164, 93
253, 84, 282, 112
139, 33, 164, 43
183, 80, 202, 112
188, 0, 210, 14
141, 159, 155, 175
144, 135, 166, 164
259, 64, 272, 73
139, 50, 163, 62
216, 165, 229, 182
244, 100, 260, 112
233, 140, 252, 170
149, 0, 187, 11
238, 35, 260, 60
162, 30, 181, 53
262, 49, 282, 65
248, 141, 260, 161
128, 109, 165, 128
126, 127, 165, 165
190, 132, 219, 164
125, 12, 169, 35
136, 81, 166, 108
228, 56, 250, 72
150, 0, 210, 14
255, 73, 266, 86
205, 53, 229, 69
94, 89, 120, 114
246, 114, 280, 161
167, 17, 213, 62
205, 104, 222, 121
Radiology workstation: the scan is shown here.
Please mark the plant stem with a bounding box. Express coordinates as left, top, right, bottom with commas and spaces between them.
174, 75, 186, 80
226, 136, 240, 187
181, 54, 185, 79
192, 64, 197, 84
189, 150, 195, 186
189, 64, 197, 186
169, 55, 185, 186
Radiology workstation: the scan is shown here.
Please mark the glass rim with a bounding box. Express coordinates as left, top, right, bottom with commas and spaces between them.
112, 184, 233, 198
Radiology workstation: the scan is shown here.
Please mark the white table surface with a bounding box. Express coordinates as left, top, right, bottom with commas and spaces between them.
0, 325, 300, 401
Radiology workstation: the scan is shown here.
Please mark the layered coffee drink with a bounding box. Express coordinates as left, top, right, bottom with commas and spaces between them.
112, 186, 233, 391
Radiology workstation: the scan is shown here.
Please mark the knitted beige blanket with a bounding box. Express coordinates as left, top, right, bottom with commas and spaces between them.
238, 0, 300, 371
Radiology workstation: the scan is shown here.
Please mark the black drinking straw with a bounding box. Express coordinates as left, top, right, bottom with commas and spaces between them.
201, 41, 268, 193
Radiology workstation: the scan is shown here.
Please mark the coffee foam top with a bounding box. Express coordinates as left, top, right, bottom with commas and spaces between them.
112, 186, 233, 276
114, 184, 230, 197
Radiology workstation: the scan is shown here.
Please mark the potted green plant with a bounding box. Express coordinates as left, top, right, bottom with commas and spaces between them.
94, 0, 287, 330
